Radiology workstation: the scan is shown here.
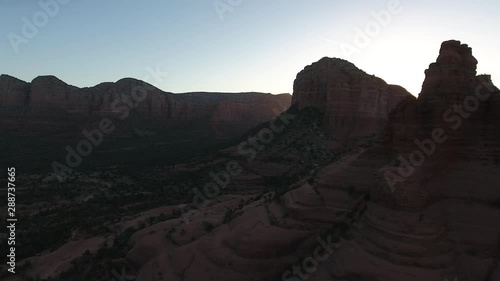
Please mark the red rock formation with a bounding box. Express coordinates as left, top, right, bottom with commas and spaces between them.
0, 75, 291, 170
118, 41, 499, 281
333, 40, 500, 281
292, 57, 413, 142
0, 75, 291, 136
0, 75, 30, 107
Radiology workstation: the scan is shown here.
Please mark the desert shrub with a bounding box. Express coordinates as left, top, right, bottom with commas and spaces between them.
171, 208, 182, 218
307, 177, 315, 185
222, 208, 235, 223
347, 185, 357, 198
147, 216, 157, 225
202, 221, 214, 232
418, 213, 425, 222
165, 227, 176, 239
138, 220, 146, 229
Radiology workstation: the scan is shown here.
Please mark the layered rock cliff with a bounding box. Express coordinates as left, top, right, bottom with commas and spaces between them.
0, 75, 290, 134
292, 57, 413, 142
351, 40, 500, 281
0, 75, 291, 170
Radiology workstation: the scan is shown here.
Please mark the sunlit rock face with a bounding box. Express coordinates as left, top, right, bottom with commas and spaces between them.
292, 57, 413, 142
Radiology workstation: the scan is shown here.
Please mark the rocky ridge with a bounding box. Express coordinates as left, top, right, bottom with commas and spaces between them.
0, 75, 291, 170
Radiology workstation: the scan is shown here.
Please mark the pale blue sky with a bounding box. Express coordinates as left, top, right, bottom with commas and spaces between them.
1, 0, 498, 96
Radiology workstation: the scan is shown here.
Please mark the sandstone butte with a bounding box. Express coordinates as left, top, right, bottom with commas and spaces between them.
3, 40, 500, 281
117, 40, 499, 281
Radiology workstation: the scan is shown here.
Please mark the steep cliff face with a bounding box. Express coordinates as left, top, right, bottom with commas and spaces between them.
292, 57, 413, 142
391, 40, 499, 151
0, 74, 30, 107
0, 75, 291, 129
331, 40, 500, 281
0, 75, 291, 170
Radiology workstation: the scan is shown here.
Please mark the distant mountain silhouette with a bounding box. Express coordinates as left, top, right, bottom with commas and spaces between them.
0, 75, 291, 170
